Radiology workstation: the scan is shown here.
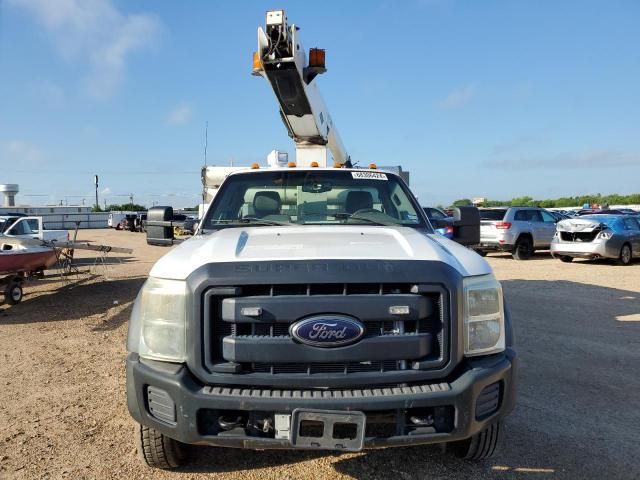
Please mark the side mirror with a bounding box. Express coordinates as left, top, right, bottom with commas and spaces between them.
452, 206, 480, 246
146, 206, 175, 246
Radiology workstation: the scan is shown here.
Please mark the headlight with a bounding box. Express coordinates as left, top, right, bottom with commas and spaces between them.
597, 230, 612, 239
128, 277, 187, 362
463, 275, 505, 356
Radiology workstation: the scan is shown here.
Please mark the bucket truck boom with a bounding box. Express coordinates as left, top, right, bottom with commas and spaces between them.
252, 10, 350, 168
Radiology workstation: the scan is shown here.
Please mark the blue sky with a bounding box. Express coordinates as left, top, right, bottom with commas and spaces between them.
1, 0, 639, 208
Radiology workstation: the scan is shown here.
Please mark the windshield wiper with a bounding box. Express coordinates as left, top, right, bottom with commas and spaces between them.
212, 218, 293, 227
328, 212, 399, 227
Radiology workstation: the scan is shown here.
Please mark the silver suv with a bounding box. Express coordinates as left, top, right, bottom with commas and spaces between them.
477, 207, 557, 259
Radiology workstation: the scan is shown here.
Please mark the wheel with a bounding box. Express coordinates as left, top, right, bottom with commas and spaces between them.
617, 243, 632, 266
445, 421, 503, 460
558, 256, 573, 263
4, 281, 23, 305
512, 236, 533, 260
135, 423, 186, 470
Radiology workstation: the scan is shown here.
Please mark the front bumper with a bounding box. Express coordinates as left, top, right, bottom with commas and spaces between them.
127, 349, 517, 449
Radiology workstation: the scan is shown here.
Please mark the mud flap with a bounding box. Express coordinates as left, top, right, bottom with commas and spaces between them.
290, 409, 366, 451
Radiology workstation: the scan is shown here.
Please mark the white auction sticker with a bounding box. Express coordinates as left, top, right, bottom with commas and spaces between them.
351, 171, 388, 180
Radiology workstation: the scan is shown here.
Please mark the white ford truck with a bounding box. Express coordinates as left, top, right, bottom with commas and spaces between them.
127, 166, 517, 468
125, 9, 516, 470
1, 216, 68, 243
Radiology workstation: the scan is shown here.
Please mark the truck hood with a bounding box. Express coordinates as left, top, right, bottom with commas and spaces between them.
150, 226, 491, 280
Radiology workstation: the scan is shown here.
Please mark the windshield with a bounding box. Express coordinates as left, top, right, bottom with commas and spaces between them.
202, 170, 426, 229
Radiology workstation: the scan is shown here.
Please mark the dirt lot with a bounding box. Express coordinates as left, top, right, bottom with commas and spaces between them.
1, 229, 639, 479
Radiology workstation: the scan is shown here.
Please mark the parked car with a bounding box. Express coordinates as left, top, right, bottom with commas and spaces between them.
551, 215, 640, 265
138, 213, 147, 233
108, 212, 134, 228
617, 208, 639, 215
423, 207, 453, 239
477, 207, 557, 260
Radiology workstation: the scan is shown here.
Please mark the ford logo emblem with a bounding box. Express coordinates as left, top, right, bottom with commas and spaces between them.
290, 315, 365, 348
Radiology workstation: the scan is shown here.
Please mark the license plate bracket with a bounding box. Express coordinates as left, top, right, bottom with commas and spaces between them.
290, 409, 366, 451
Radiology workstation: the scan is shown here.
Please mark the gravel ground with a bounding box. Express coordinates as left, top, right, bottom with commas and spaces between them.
1, 230, 639, 479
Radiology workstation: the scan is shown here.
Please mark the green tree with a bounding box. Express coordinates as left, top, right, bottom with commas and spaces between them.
452, 198, 472, 207
105, 203, 147, 211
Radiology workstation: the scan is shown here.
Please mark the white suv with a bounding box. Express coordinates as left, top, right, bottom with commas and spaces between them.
477, 207, 557, 259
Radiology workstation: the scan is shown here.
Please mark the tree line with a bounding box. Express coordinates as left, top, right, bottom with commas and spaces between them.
451, 193, 640, 209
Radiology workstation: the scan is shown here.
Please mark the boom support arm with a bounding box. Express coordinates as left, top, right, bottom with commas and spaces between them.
253, 10, 350, 167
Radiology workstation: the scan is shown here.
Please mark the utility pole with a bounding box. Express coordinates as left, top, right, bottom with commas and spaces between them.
129, 193, 134, 210
94, 175, 99, 210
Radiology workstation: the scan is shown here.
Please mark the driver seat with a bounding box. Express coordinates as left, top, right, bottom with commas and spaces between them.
252, 191, 290, 222
345, 191, 373, 214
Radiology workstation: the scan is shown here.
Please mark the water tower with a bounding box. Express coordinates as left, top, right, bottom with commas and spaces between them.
0, 184, 19, 207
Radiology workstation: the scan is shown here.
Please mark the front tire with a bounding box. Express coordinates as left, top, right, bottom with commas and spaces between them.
4, 281, 23, 305
136, 424, 186, 470
559, 255, 573, 263
512, 236, 533, 260
445, 421, 503, 460
617, 243, 632, 266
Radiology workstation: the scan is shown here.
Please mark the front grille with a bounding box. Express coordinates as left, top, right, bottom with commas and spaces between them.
205, 283, 448, 379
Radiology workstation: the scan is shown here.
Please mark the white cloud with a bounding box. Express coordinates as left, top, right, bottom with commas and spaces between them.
437, 84, 477, 109
3, 140, 44, 166
9, 0, 161, 99
166, 103, 193, 126
100, 187, 112, 195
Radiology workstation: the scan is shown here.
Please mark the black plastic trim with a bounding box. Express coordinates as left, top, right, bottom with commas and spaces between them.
222, 333, 431, 363
222, 294, 430, 323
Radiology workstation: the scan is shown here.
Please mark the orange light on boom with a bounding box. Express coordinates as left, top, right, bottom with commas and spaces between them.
309, 48, 326, 68
252, 51, 263, 73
